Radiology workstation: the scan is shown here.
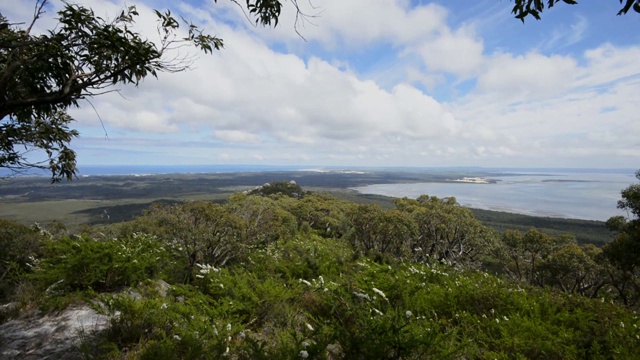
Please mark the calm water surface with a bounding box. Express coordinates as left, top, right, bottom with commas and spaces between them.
352, 171, 636, 221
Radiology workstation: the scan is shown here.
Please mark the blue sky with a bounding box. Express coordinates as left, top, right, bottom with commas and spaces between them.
3, 0, 640, 169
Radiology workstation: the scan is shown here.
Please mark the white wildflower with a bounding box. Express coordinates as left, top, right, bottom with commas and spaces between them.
373, 308, 384, 316
299, 279, 311, 286
372, 288, 387, 300
302, 341, 309, 348
620, 322, 625, 328
306, 323, 314, 331
173, 335, 181, 341
318, 275, 324, 286
503, 316, 509, 321
299, 350, 309, 359
160, 303, 168, 310
353, 292, 371, 301
226, 323, 232, 332
406, 310, 413, 318
197, 263, 220, 274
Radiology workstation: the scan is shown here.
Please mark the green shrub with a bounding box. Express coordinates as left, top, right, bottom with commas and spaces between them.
0, 219, 48, 302
31, 233, 170, 294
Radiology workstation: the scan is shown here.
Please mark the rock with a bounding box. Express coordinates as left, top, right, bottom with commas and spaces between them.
155, 279, 171, 297
0, 305, 109, 359
0, 302, 19, 315
326, 343, 343, 360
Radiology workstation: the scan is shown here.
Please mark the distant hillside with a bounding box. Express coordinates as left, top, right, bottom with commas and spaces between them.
469, 208, 612, 245
337, 192, 613, 245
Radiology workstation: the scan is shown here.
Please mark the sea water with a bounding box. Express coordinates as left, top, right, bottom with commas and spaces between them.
351, 170, 636, 221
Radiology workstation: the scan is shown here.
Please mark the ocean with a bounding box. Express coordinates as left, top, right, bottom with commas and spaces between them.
351, 169, 636, 221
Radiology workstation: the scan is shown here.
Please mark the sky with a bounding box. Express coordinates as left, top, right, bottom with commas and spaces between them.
3, 0, 640, 169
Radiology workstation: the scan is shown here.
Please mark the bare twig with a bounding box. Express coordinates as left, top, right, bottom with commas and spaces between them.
85, 99, 109, 140
26, 0, 48, 35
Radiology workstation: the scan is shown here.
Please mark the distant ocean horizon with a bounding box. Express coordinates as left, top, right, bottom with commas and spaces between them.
0, 164, 309, 177
2, 165, 636, 221
1, 164, 634, 177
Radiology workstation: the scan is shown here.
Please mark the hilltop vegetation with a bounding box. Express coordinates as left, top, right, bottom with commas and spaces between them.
1, 179, 640, 358
0, 171, 613, 246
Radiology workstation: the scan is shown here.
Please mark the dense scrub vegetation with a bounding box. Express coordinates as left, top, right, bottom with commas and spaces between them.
2, 179, 640, 358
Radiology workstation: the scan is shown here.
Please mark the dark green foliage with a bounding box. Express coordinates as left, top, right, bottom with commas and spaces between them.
617, 170, 640, 219
395, 196, 498, 267
87, 243, 640, 359
0, 219, 47, 301
471, 208, 612, 246
272, 192, 354, 238
31, 233, 169, 293
602, 170, 640, 306
347, 204, 417, 258
248, 180, 307, 198
511, 0, 640, 21
227, 193, 298, 246
122, 201, 247, 278
497, 228, 605, 297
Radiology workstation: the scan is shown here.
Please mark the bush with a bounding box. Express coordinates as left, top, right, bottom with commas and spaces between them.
31, 233, 170, 294
0, 219, 48, 302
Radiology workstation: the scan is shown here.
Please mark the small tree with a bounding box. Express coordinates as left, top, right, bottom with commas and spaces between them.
395, 195, 497, 267
603, 170, 640, 305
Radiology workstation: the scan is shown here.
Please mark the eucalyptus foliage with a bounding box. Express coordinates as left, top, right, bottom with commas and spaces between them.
511, 0, 640, 21
0, 0, 283, 182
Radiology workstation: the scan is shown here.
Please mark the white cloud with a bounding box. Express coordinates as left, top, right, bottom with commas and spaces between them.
213, 130, 261, 143
475, 52, 577, 100
412, 26, 484, 78
541, 15, 588, 51
3, 0, 639, 168
209, 0, 450, 47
